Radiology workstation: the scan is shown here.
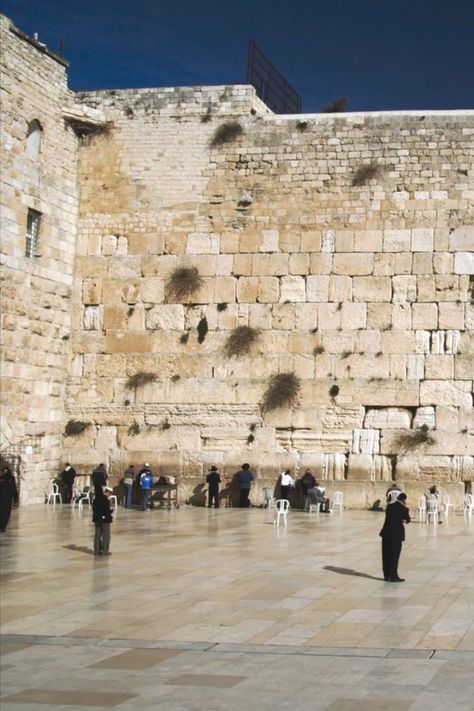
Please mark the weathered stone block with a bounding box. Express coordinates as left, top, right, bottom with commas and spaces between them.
237, 277, 258, 302
412, 303, 438, 330
353, 230, 382, 252
329, 276, 352, 303
364, 407, 412, 429
333, 254, 373, 275
260, 229, 279, 252
449, 226, 474, 251
306, 275, 329, 302
383, 229, 411, 252
146, 305, 185, 330
438, 303, 465, 329
106, 332, 153, 353
280, 275, 306, 302
411, 228, 434, 252
425, 355, 454, 380
454, 252, 474, 274
392, 275, 417, 303
353, 277, 391, 302
257, 277, 279, 302
340, 303, 367, 330
347, 454, 374, 480
420, 380, 472, 408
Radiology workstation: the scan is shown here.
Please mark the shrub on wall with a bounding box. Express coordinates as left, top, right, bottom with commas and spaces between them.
393, 425, 436, 453
64, 420, 91, 437
261, 372, 301, 413
125, 372, 157, 390
321, 97, 347, 113
224, 326, 261, 358
352, 161, 382, 186
210, 121, 244, 147
167, 267, 203, 301
197, 317, 209, 344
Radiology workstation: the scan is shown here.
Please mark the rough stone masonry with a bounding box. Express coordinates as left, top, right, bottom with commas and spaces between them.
1, 14, 473, 505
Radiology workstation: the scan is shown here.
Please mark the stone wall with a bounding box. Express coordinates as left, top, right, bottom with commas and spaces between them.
63, 85, 474, 504
0, 16, 80, 502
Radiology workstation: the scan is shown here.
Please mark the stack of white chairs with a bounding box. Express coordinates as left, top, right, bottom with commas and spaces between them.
332, 491, 344, 513
416, 496, 427, 522
464, 494, 473, 516
426, 497, 439, 525
263, 487, 275, 510
305, 489, 321, 514
273, 499, 289, 527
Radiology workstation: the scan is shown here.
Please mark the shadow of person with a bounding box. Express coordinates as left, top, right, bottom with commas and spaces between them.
63, 544, 95, 556
323, 565, 384, 581
189, 483, 207, 507
368, 499, 384, 511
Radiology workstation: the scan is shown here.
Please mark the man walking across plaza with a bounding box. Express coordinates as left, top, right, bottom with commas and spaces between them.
236, 463, 254, 508
92, 486, 113, 556
379, 492, 410, 582
0, 466, 19, 533
60, 462, 76, 504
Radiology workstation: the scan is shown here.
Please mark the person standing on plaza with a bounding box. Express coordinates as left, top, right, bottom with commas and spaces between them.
60, 462, 77, 504
0, 466, 19, 533
379, 492, 411, 582
206, 466, 221, 508
236, 463, 254, 508
139, 463, 153, 511
92, 486, 113, 556
279, 469, 294, 501
92, 463, 107, 495
123, 464, 135, 508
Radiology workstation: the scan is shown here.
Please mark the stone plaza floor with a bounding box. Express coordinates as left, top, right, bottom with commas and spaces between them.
1, 503, 473, 710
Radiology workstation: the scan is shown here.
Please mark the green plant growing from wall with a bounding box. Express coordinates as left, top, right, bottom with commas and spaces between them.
313, 345, 325, 355
210, 121, 244, 147
64, 420, 91, 437
180, 331, 190, 344
393, 424, 436, 453
171, 374, 181, 382
352, 161, 382, 186
261, 372, 301, 413
167, 266, 203, 301
296, 120, 308, 131
321, 97, 347, 113
125, 372, 157, 390
217, 302, 228, 312
197, 317, 209, 344
160, 418, 171, 431
224, 326, 261, 358
127, 420, 140, 436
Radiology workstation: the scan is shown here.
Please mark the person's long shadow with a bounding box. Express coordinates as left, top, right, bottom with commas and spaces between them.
63, 544, 95, 556
323, 565, 384, 581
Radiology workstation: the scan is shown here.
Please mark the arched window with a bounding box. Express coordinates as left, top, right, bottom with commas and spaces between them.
26, 119, 43, 160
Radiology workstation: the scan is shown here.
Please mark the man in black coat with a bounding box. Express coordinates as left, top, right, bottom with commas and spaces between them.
92, 486, 113, 556
379, 492, 410, 582
0, 466, 19, 532
92, 463, 107, 494
60, 463, 77, 504
206, 466, 221, 508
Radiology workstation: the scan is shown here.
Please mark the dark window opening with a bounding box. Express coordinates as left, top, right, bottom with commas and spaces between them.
25, 208, 42, 257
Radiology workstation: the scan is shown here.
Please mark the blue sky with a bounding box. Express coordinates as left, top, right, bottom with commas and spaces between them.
2, 0, 473, 111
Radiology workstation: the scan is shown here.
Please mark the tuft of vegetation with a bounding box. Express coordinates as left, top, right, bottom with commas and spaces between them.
197, 317, 209, 344
249, 423, 257, 432
62, 335, 70, 341
352, 161, 382, 187
124, 399, 131, 406
210, 121, 244, 147
127, 421, 140, 436
167, 266, 203, 301
246, 434, 255, 444
224, 326, 261, 358
321, 97, 348, 113
375, 351, 383, 357
201, 106, 213, 123
313, 345, 325, 356
180, 331, 190, 344
341, 351, 351, 359
171, 374, 181, 382
296, 120, 308, 132
329, 384, 340, 398
125, 372, 157, 390
261, 372, 301, 413
64, 420, 91, 437
392, 424, 436, 453
160, 418, 171, 431
127, 306, 135, 316
217, 302, 228, 312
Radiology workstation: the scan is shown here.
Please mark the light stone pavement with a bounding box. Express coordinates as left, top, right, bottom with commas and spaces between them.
1, 503, 473, 710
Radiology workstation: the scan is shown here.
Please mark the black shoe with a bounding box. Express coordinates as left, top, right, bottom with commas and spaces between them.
384, 577, 391, 581
392, 577, 405, 582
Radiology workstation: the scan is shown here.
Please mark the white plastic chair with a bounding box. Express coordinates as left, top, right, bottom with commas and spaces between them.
109, 494, 118, 512
387, 489, 402, 504
273, 499, 289, 527
464, 494, 473, 516
263, 487, 275, 510
332, 491, 344, 513
305, 489, 321, 514
426, 497, 439, 524
76, 488, 91, 509
45, 480, 62, 505
416, 496, 427, 522
440, 493, 454, 517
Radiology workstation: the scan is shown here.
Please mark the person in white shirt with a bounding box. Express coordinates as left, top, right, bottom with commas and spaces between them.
280, 470, 294, 500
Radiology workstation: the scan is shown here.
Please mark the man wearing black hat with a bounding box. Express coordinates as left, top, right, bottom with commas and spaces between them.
206, 466, 221, 508
379, 492, 411, 582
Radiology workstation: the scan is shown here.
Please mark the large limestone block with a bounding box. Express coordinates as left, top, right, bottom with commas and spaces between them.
257, 277, 279, 303
392, 275, 417, 303
420, 380, 472, 408
141, 278, 164, 304
392, 304, 412, 329
237, 277, 258, 302
101, 234, 118, 256
96, 354, 126, 377
438, 303, 465, 329
280, 276, 306, 302
450, 455, 474, 481
347, 454, 374, 480
454, 252, 474, 274
252, 254, 269, 276
332, 254, 373, 275
383, 229, 411, 252
412, 303, 438, 330
373, 455, 393, 481
353, 429, 380, 455
353, 276, 391, 302
424, 355, 454, 380
306, 275, 329, 302
186, 233, 219, 254
272, 303, 296, 330
449, 226, 474, 251
260, 229, 279, 252
104, 306, 127, 330
107, 257, 141, 279
146, 305, 185, 330
412, 406, 436, 429
367, 303, 391, 329
82, 279, 102, 305
309, 253, 333, 275
353, 230, 382, 252
106, 331, 153, 353
76, 256, 108, 278
455, 355, 474, 379
395, 456, 420, 480
268, 253, 290, 275
412, 253, 433, 275
418, 455, 454, 480
411, 228, 434, 252
364, 407, 412, 429
249, 303, 272, 329
300, 230, 322, 253
341, 303, 367, 330
289, 253, 310, 275
295, 303, 318, 330
344, 380, 419, 407
329, 276, 352, 303
213, 277, 235, 303
95, 426, 118, 450
318, 303, 341, 330
381, 330, 414, 354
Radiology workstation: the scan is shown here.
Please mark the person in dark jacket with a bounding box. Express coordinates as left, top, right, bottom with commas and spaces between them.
92, 463, 107, 494
235, 463, 254, 508
60, 463, 77, 504
92, 486, 113, 555
379, 492, 411, 582
0, 466, 19, 532
206, 466, 221, 508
